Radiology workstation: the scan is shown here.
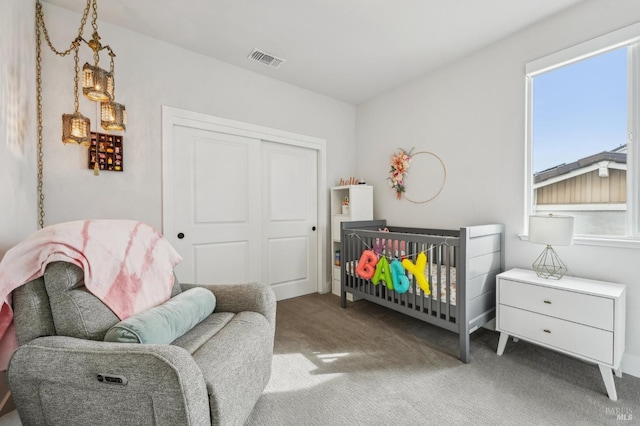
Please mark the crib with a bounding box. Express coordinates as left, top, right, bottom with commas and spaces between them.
340, 220, 505, 363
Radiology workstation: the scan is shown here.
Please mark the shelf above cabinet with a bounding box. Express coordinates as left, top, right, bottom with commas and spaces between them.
330, 185, 373, 217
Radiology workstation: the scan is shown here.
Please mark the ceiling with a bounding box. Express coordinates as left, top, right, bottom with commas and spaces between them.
44, 0, 584, 105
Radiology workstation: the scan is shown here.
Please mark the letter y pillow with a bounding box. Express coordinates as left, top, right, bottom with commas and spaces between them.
402, 252, 430, 295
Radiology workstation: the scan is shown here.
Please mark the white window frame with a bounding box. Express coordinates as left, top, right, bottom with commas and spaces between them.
524, 21, 640, 249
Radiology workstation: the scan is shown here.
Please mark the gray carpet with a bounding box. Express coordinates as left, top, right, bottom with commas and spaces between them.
246, 293, 640, 426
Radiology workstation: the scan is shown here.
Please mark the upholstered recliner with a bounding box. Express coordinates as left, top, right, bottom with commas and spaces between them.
7, 261, 276, 426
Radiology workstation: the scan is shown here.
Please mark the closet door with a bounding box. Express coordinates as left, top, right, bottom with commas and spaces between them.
168, 123, 319, 300
171, 125, 262, 284
262, 142, 318, 299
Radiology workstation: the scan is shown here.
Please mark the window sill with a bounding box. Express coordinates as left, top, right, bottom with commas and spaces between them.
518, 234, 640, 249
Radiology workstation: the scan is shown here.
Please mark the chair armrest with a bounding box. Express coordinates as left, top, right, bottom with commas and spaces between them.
8, 336, 211, 426
181, 283, 276, 330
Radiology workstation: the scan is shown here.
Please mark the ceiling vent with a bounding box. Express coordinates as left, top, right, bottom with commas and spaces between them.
248, 49, 285, 69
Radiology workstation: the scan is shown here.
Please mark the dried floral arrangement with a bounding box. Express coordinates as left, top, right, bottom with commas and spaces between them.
388, 148, 412, 199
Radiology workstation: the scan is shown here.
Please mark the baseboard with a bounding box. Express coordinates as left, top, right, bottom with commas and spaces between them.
622, 353, 640, 378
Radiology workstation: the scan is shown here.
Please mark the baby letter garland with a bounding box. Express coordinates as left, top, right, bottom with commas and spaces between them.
350, 230, 454, 295
356, 249, 429, 295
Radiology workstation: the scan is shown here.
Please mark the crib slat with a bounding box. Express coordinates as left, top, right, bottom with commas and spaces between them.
368, 235, 375, 297
413, 242, 421, 311
444, 243, 451, 322
344, 229, 352, 294
437, 244, 443, 319
424, 245, 431, 315
363, 235, 369, 293
420, 245, 427, 314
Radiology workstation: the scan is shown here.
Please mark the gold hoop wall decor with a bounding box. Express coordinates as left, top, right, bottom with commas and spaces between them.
402, 151, 447, 204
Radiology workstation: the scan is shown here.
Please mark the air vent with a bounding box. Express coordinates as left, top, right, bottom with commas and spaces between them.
248, 48, 285, 69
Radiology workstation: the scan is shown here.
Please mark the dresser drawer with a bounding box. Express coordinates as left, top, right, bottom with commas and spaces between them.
499, 279, 613, 331
499, 305, 613, 364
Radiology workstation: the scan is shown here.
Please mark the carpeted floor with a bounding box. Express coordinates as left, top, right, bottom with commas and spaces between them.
246, 293, 640, 426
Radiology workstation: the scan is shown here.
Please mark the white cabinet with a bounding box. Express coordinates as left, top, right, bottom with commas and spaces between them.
330, 185, 373, 296
496, 268, 626, 400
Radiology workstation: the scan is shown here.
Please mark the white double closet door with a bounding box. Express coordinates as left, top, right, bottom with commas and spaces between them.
170, 124, 318, 300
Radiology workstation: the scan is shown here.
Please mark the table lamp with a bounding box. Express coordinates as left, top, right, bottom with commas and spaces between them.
528, 214, 574, 279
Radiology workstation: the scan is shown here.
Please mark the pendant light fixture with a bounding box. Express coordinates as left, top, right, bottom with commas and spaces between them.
82, 62, 113, 102
62, 45, 91, 146
101, 101, 127, 131
36, 0, 127, 146
100, 50, 127, 131
35, 0, 128, 226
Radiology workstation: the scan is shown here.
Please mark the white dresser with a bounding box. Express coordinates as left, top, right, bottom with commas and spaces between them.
496, 268, 626, 400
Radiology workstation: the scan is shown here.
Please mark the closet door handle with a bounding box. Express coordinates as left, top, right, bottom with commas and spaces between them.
312, 226, 316, 231
543, 300, 551, 304
177, 232, 185, 239
543, 329, 551, 334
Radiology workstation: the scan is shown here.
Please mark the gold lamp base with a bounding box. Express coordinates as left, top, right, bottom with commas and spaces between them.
532, 245, 568, 280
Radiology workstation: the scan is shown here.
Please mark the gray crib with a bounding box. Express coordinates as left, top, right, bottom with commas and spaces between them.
340, 220, 505, 363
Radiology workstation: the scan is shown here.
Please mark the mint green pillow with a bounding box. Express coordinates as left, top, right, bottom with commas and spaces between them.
104, 287, 216, 344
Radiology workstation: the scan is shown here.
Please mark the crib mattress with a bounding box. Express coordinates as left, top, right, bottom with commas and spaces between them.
345, 261, 457, 305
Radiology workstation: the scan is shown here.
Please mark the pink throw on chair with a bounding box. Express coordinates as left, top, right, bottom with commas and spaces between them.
0, 220, 183, 370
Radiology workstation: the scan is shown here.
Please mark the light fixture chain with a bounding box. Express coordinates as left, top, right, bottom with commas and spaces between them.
36, 0, 92, 58
73, 46, 80, 113
91, 0, 99, 33
91, 0, 100, 65
35, 4, 45, 229
110, 52, 115, 97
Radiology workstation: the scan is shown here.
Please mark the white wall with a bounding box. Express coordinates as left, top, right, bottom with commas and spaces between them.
356, 0, 640, 376
0, 0, 37, 258
38, 4, 356, 232
0, 0, 36, 413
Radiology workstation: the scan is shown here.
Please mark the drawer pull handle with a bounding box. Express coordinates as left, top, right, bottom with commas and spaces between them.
543, 300, 552, 304
543, 329, 551, 334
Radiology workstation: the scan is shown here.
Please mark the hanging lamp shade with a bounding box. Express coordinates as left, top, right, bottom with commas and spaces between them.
82, 63, 113, 102
100, 101, 126, 131
62, 111, 91, 146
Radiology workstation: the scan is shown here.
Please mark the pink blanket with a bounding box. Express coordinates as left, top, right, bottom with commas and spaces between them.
0, 220, 183, 370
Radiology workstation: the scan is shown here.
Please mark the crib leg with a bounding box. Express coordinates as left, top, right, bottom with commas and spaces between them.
340, 290, 347, 308
459, 332, 470, 363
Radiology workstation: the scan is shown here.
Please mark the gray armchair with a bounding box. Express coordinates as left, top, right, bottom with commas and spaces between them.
7, 261, 276, 426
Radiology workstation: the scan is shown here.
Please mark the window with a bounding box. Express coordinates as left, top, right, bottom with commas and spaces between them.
526, 23, 640, 242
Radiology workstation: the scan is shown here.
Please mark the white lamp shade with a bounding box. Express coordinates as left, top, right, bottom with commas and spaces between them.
528, 214, 574, 246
